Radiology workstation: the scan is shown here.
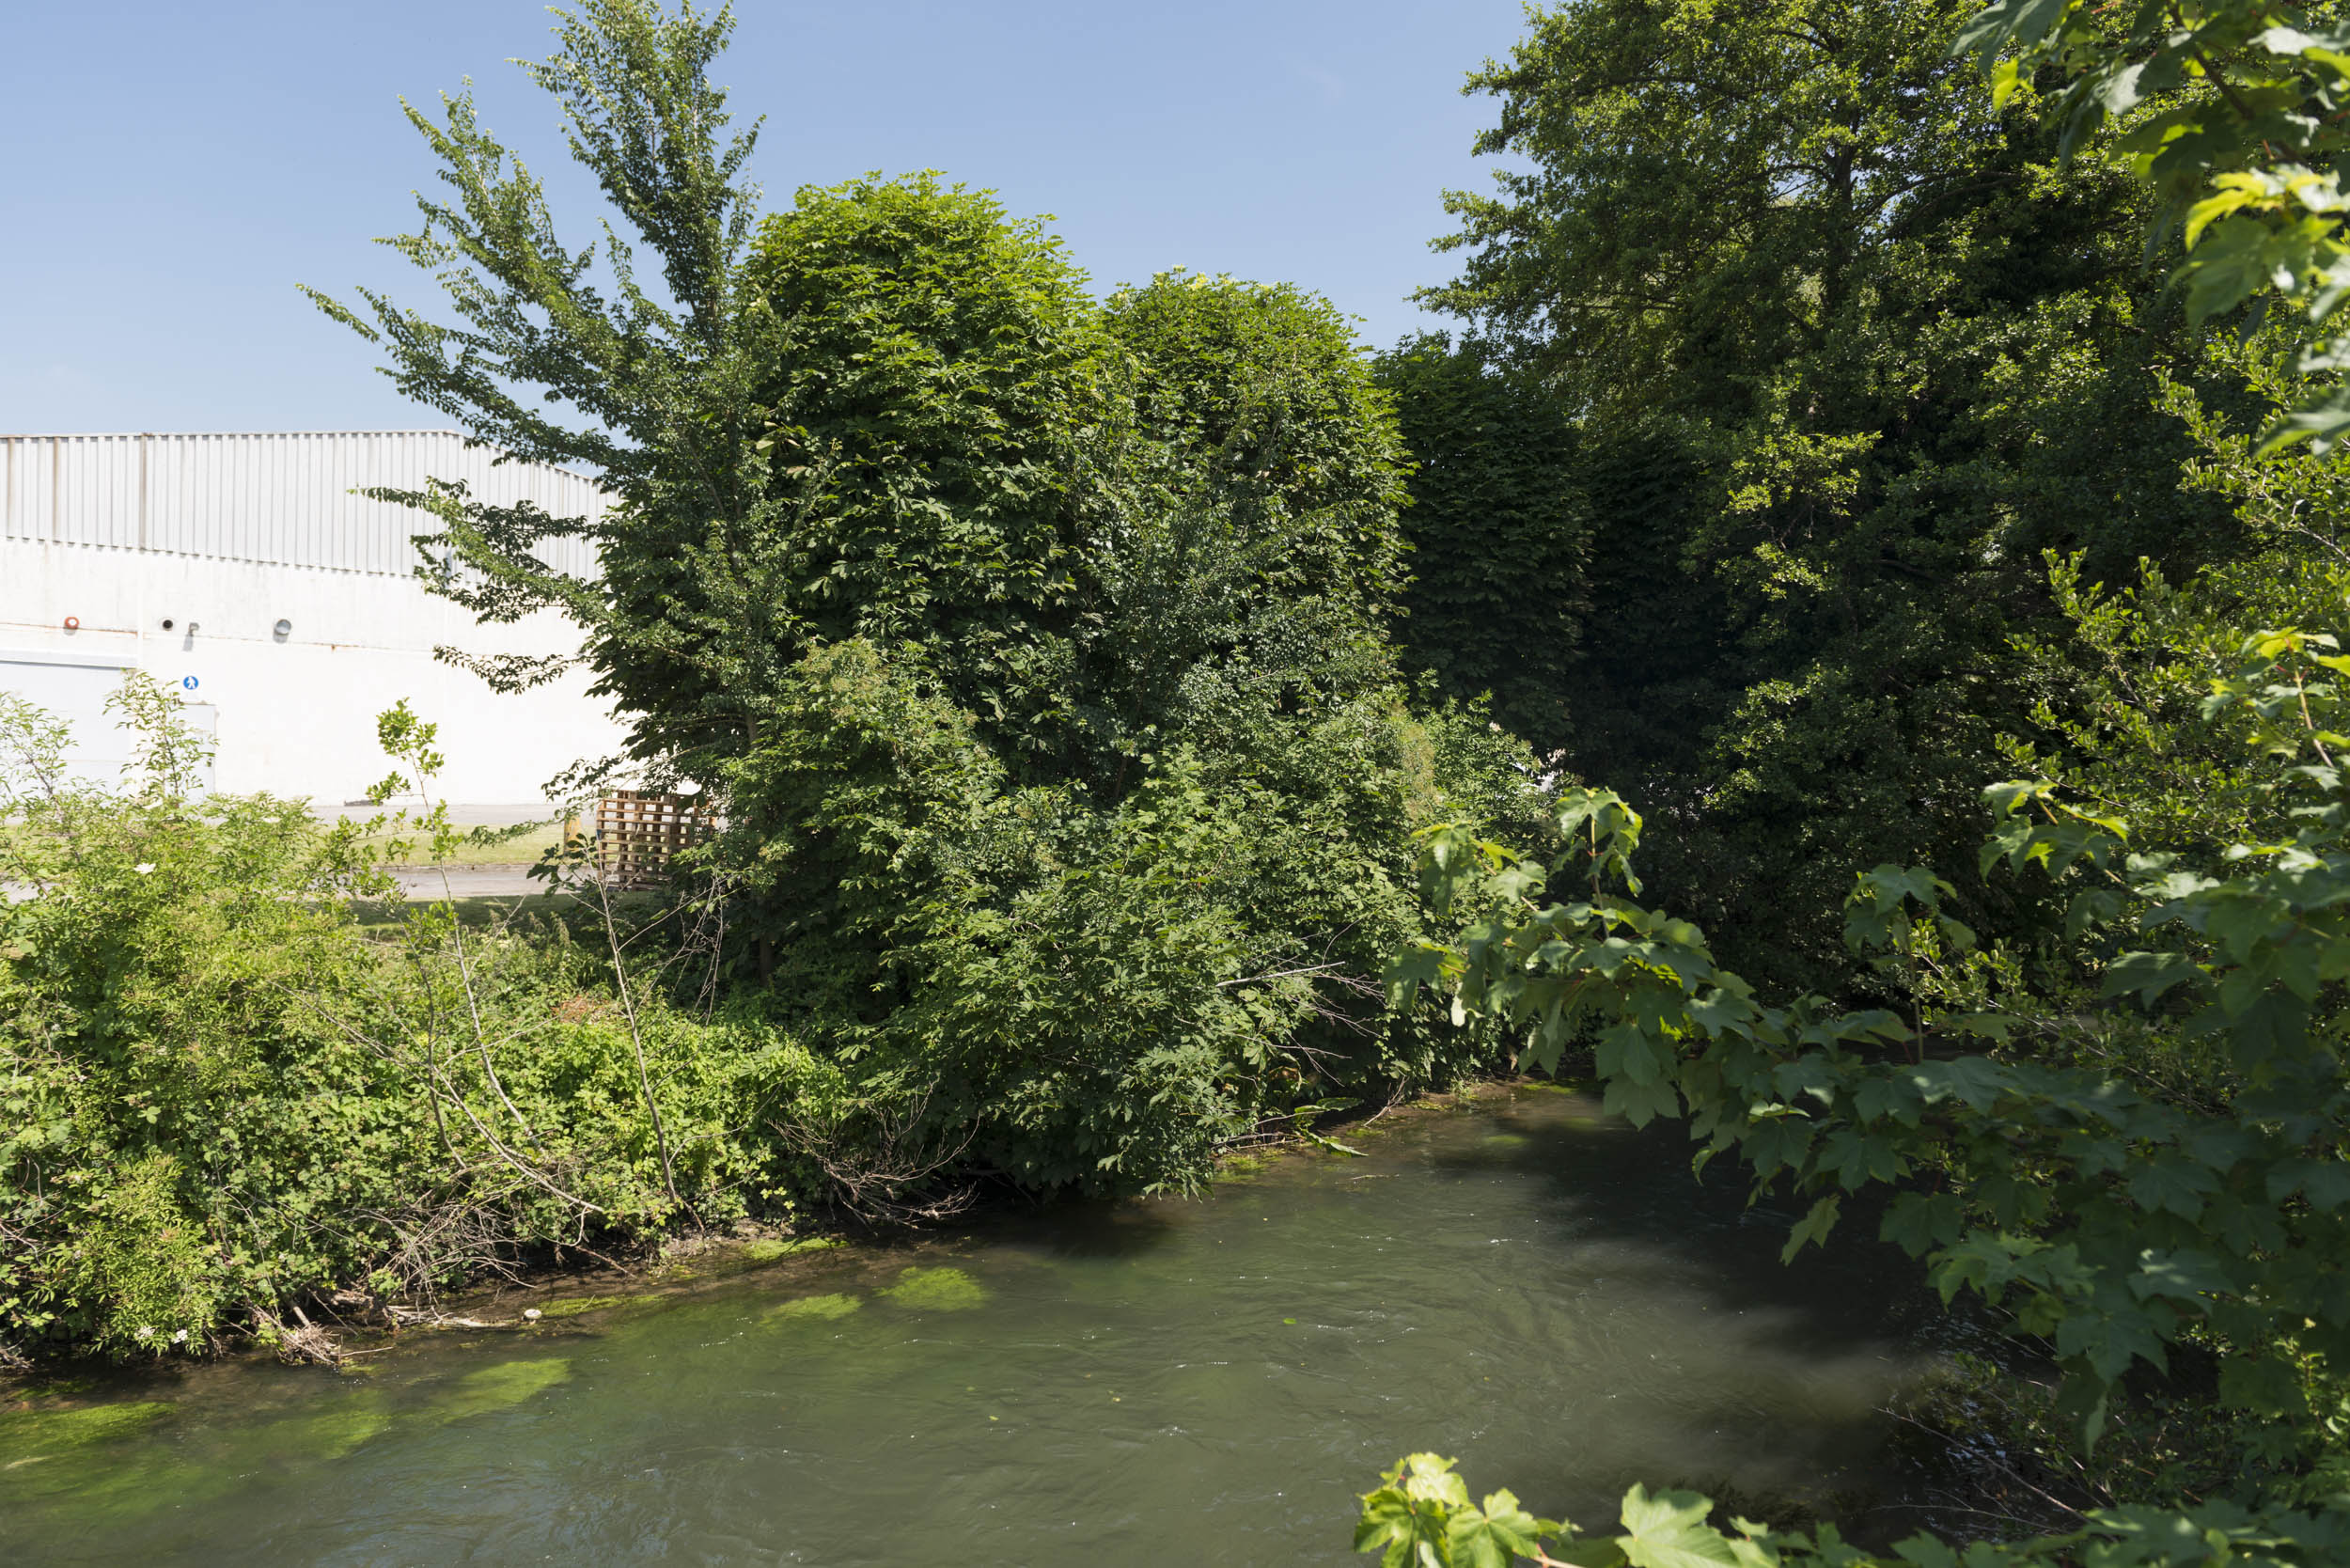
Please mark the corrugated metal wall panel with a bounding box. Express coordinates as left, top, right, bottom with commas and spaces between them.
0, 431, 608, 577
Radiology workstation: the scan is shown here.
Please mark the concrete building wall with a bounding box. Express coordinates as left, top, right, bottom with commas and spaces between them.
0, 432, 626, 808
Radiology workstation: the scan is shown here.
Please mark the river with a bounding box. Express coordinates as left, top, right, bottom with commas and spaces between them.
0, 1087, 1929, 1565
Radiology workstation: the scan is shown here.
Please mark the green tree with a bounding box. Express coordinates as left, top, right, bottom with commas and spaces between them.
1406, 0, 2247, 992
1371, 337, 1587, 750
722, 173, 1113, 769
305, 0, 788, 789
1962, 0, 2350, 448
1425, 0, 2009, 416
1106, 271, 1409, 631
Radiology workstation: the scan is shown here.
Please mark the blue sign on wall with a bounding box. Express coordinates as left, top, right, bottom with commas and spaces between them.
181, 676, 199, 691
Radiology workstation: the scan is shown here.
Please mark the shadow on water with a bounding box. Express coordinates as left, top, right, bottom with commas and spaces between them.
1, 1087, 1951, 1568
979, 1198, 1190, 1263
1433, 1097, 1939, 1335
1408, 1095, 1966, 1536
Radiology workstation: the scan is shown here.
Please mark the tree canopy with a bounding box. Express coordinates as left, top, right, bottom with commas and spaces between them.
304, 2, 1552, 1201
1356, 1, 2350, 1561
1389, 0, 2251, 992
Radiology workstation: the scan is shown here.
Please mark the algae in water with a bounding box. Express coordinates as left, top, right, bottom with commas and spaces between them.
765, 1292, 863, 1323
878, 1266, 986, 1311
534, 1294, 641, 1320
264, 1398, 396, 1462
0, 1403, 206, 1517
424, 1357, 572, 1425
742, 1237, 841, 1262
0, 1401, 174, 1469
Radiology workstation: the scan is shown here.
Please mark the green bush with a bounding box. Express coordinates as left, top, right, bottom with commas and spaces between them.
303, 7, 1565, 1230
656, 180, 1560, 1202
704, 630, 1543, 1200
1374, 583, 2350, 1561
0, 679, 813, 1363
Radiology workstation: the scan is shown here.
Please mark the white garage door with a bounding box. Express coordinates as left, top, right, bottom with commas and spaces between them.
0, 651, 216, 794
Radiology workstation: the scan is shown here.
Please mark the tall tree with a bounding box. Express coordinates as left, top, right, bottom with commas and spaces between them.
1406, 0, 2247, 990
1426, 0, 2006, 418
1105, 272, 1409, 622
1371, 337, 1587, 749
702, 172, 1112, 776
306, 0, 788, 791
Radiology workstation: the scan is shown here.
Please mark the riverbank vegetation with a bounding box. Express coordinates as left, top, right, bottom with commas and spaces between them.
1363, 0, 2350, 1561
10, 0, 2350, 1560
2, 0, 1544, 1370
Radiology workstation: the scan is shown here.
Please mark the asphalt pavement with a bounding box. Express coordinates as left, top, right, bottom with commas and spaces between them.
390, 864, 544, 901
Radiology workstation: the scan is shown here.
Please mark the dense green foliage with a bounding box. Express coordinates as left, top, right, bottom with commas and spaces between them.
1374, 600, 2350, 1560
1964, 0, 2350, 449
1386, 0, 2259, 994
1354, 3, 2350, 1559
1371, 337, 1586, 746
697, 254, 1542, 1198
1378, 526, 2350, 1557
1104, 271, 1410, 629
0, 682, 824, 1364
704, 173, 1110, 760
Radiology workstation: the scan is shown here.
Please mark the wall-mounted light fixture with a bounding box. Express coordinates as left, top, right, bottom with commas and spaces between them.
273, 619, 293, 641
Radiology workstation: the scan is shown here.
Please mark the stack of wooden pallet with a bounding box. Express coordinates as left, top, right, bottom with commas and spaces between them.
592, 790, 713, 889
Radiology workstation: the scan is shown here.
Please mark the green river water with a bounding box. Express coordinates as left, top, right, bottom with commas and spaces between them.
0, 1088, 1931, 1565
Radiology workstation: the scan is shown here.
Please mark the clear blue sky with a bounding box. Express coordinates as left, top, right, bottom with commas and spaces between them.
0, 1, 1534, 435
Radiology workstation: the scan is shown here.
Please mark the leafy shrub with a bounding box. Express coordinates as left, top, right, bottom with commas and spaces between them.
0, 679, 815, 1362
648, 181, 1561, 1201
705, 631, 1543, 1200
1375, 595, 2350, 1560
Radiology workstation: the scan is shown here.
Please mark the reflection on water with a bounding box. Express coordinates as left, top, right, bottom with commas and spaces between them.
0, 1089, 1927, 1566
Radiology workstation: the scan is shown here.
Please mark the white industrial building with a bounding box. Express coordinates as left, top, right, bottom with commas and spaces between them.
0, 431, 627, 807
